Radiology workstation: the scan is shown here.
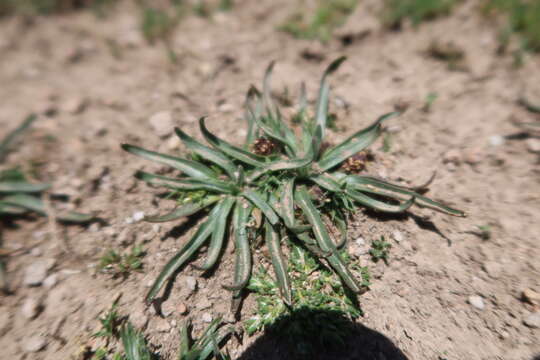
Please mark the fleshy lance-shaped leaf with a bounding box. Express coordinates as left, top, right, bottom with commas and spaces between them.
174, 126, 238, 180
196, 197, 236, 270
345, 188, 415, 213
344, 175, 465, 216
121, 144, 215, 180
295, 186, 362, 292
199, 118, 266, 167
0, 182, 50, 193
145, 200, 225, 303
264, 221, 292, 305
144, 195, 220, 223
318, 111, 399, 171
1, 194, 93, 222
135, 171, 236, 194
0, 114, 36, 161
241, 189, 278, 225
246, 150, 313, 182
315, 56, 346, 140
223, 200, 253, 291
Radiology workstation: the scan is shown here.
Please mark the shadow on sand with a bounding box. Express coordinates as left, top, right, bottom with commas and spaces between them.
237, 307, 409, 360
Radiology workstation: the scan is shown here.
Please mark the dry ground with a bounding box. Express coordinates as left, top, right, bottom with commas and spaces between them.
0, 1, 539, 359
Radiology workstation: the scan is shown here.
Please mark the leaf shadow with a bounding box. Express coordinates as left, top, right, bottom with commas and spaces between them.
237, 307, 409, 360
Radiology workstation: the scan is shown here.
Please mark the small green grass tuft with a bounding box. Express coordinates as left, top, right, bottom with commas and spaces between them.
246, 242, 369, 336
280, 0, 358, 42
369, 237, 391, 264
483, 0, 540, 52
98, 245, 145, 278
93, 303, 125, 340
0, 0, 117, 17
381, 0, 460, 28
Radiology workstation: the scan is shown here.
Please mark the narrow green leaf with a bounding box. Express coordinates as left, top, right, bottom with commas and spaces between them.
243, 86, 261, 149
315, 57, 346, 139
144, 195, 220, 223
199, 118, 266, 167
121, 144, 215, 180
198, 325, 234, 360
241, 189, 278, 225
135, 171, 236, 194
318, 111, 399, 171
0, 114, 36, 160
145, 202, 222, 303
120, 323, 153, 360
0, 182, 50, 193
223, 200, 252, 291
1, 194, 93, 222
345, 188, 415, 213
264, 221, 292, 305
344, 175, 465, 216
174, 126, 238, 180
196, 197, 235, 270
263, 60, 277, 119
246, 152, 313, 182
309, 173, 342, 193
295, 186, 362, 293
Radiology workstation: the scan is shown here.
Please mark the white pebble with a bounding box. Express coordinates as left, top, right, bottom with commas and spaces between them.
489, 135, 505, 147
201, 312, 213, 323
132, 211, 145, 222
468, 295, 485, 310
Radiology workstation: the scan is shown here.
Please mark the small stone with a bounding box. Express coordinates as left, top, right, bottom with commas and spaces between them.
62, 97, 88, 114
161, 302, 175, 317
131, 312, 149, 330
442, 149, 461, 165
526, 138, 540, 153
392, 230, 404, 243
132, 211, 145, 222
196, 296, 212, 310
468, 295, 485, 310
201, 312, 213, 323
149, 111, 174, 138
43, 274, 58, 288
30, 247, 42, 257
21, 298, 42, 320
178, 302, 188, 315
155, 319, 171, 333
355, 237, 365, 246
22, 335, 47, 353
522, 288, 540, 305
523, 312, 540, 328
489, 135, 505, 147
185, 277, 197, 293
167, 135, 181, 150
218, 103, 234, 113
23, 260, 50, 286
463, 147, 483, 165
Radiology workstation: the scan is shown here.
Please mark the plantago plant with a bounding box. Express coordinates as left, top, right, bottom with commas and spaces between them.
123, 57, 465, 306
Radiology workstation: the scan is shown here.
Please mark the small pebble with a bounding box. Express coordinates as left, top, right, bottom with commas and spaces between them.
201, 312, 213, 323
149, 111, 174, 138
523, 312, 540, 328
21, 298, 42, 320
185, 277, 197, 292
526, 138, 540, 153
178, 302, 188, 315
132, 211, 145, 222
23, 260, 50, 287
442, 149, 461, 165
489, 135, 505, 147
22, 335, 47, 353
468, 295, 485, 310
392, 230, 404, 243
30, 248, 42, 257
522, 288, 540, 305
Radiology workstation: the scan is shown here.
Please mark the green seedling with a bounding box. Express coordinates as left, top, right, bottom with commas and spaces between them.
280, 0, 358, 42
476, 225, 491, 240
94, 303, 125, 340
423, 92, 438, 112
123, 57, 464, 309
381, 0, 459, 29
369, 237, 391, 264
98, 245, 145, 278
120, 322, 154, 360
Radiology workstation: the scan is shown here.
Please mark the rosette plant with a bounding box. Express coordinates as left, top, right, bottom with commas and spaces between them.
122, 57, 465, 306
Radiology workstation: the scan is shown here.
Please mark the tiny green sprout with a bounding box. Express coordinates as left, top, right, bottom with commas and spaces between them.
120, 322, 153, 360
476, 225, 492, 240
123, 57, 465, 309
98, 245, 145, 278
423, 92, 438, 112
93, 304, 125, 340
369, 237, 392, 265
178, 318, 233, 360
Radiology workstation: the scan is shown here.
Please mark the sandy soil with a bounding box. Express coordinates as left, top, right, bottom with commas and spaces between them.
0, 1, 539, 359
